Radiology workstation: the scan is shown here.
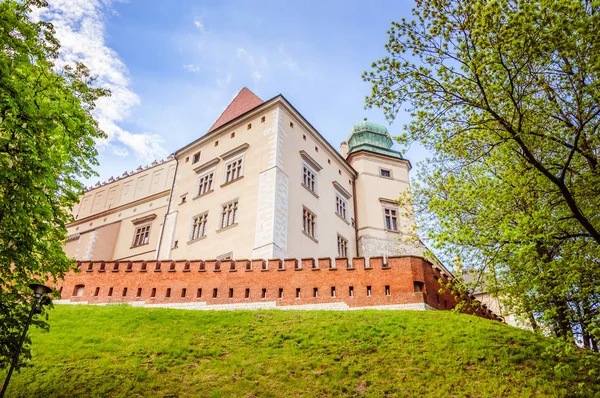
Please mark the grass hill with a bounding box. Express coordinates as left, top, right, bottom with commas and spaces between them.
2, 305, 599, 397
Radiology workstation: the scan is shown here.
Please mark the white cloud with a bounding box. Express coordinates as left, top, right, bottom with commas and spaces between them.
183, 64, 201, 73
31, 0, 168, 162
193, 18, 204, 31
237, 47, 254, 64
252, 71, 262, 82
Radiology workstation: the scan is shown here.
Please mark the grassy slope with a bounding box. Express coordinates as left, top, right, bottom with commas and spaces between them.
2, 305, 599, 397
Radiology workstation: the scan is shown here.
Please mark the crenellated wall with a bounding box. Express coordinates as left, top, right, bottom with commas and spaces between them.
53, 255, 501, 319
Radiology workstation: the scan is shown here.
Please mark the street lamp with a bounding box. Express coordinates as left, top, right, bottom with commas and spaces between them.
0, 284, 53, 398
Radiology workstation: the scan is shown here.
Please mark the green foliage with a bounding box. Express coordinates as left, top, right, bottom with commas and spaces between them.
0, 0, 108, 369
2, 305, 600, 397
364, 0, 600, 352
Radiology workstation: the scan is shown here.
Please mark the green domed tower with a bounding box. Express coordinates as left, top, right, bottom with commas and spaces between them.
346, 119, 402, 159
343, 119, 423, 258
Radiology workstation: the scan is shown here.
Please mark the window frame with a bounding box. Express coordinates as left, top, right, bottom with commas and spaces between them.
382, 205, 399, 232
302, 206, 317, 241
379, 167, 393, 179
196, 170, 215, 197
337, 234, 348, 257
132, 223, 152, 248
335, 194, 348, 220
302, 161, 318, 195
220, 200, 239, 230
223, 155, 244, 185
190, 212, 208, 242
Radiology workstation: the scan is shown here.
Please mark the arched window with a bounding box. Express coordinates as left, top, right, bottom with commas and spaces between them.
73, 284, 85, 297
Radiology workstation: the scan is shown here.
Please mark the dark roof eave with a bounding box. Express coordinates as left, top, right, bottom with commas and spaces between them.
346, 149, 413, 170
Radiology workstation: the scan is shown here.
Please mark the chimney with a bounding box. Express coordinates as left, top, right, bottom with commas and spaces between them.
340, 141, 349, 158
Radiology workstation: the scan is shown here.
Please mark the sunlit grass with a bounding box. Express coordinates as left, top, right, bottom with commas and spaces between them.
2, 305, 598, 397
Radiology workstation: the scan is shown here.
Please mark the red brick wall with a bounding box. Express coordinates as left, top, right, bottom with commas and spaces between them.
55, 255, 500, 319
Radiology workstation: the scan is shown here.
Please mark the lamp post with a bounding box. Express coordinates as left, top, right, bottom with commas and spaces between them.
0, 284, 52, 398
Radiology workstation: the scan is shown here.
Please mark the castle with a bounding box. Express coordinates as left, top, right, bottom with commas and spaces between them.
57, 87, 500, 318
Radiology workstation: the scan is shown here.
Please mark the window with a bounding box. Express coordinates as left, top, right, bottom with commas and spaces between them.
229, 288, 234, 299
245, 288, 250, 299
132, 225, 151, 247
384, 208, 398, 231
151, 288, 156, 297
380, 168, 391, 178
336, 195, 347, 219
191, 213, 208, 240
215, 140, 219, 147
221, 201, 239, 228
302, 163, 317, 193
296, 288, 301, 298
192, 152, 201, 164
166, 288, 171, 298
182, 288, 187, 298
261, 288, 267, 299
331, 286, 336, 297
108, 287, 113, 297
261, 116, 266, 123
337, 235, 348, 257
224, 158, 243, 183
247, 123, 252, 130
303, 208, 316, 238
385, 285, 391, 296
197, 288, 202, 298
367, 286, 372, 296
349, 286, 354, 297
278, 288, 283, 299
180, 195, 187, 204
313, 288, 319, 298
137, 288, 142, 297
414, 282, 424, 293
213, 288, 218, 298
231, 132, 235, 138
197, 172, 214, 196
122, 288, 127, 297
94, 287, 100, 296
290, 121, 294, 128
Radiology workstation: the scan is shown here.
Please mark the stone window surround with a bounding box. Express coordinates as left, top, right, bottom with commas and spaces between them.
189, 211, 209, 243
195, 169, 215, 198
380, 198, 400, 232
222, 155, 244, 185
302, 206, 318, 243
131, 223, 152, 248
379, 167, 393, 179
301, 161, 318, 196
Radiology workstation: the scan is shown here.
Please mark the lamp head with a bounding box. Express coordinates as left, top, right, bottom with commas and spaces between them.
28, 284, 52, 298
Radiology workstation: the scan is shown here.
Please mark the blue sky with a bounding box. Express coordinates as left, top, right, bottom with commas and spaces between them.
36, 0, 428, 185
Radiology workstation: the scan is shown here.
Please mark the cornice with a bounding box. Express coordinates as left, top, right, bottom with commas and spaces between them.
67, 189, 170, 228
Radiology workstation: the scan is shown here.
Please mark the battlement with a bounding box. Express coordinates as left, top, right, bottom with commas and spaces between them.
55, 256, 501, 320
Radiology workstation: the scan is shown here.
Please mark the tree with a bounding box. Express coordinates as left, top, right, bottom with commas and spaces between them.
0, 0, 108, 368
364, 0, 600, 350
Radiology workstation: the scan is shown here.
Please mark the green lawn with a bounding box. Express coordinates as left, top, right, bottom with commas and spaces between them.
1, 305, 598, 397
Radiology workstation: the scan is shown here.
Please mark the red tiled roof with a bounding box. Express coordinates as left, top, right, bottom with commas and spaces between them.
208, 87, 263, 133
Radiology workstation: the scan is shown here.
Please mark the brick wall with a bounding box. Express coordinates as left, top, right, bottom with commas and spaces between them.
55, 255, 500, 320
